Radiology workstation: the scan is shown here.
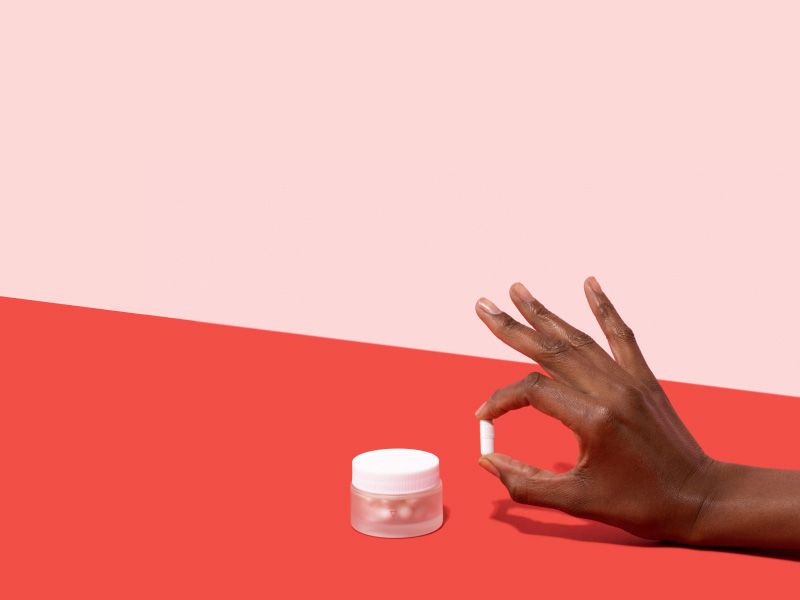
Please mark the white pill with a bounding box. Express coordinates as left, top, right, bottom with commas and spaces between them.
480, 419, 494, 455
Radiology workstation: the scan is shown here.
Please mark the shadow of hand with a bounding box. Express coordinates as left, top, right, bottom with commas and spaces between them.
489, 498, 800, 562
490, 499, 659, 547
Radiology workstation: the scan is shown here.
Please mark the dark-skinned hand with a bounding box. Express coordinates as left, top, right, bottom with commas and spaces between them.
474, 277, 800, 549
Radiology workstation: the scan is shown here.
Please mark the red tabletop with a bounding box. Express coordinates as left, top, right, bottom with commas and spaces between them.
2, 297, 798, 598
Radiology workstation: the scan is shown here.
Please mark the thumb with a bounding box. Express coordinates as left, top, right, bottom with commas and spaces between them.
479, 453, 579, 512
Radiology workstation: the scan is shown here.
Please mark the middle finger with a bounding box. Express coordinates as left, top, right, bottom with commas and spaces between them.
476, 297, 608, 392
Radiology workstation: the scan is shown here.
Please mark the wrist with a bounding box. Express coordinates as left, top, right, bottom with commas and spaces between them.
673, 455, 727, 546
678, 459, 770, 547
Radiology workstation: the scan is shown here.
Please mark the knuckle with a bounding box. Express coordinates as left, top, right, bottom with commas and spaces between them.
538, 336, 570, 358
567, 330, 595, 349
523, 371, 542, 389
611, 324, 636, 342
589, 404, 619, 433
521, 372, 543, 405
530, 299, 553, 320
612, 384, 648, 417
497, 313, 519, 333
620, 384, 646, 406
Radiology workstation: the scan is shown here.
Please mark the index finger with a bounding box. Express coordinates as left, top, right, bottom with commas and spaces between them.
476, 372, 591, 434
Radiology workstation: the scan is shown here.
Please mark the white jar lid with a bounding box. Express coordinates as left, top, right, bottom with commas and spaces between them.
352, 448, 440, 495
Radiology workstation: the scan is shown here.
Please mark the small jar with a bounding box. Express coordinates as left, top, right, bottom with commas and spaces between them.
350, 448, 443, 538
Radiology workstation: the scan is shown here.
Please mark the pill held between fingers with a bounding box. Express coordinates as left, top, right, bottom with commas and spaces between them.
480, 419, 494, 455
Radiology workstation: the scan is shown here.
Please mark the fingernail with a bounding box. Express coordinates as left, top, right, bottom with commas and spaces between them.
478, 457, 500, 478
587, 276, 602, 294
476, 297, 502, 315
511, 282, 535, 302
474, 400, 487, 417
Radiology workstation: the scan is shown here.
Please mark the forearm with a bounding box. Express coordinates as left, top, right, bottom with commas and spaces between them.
687, 460, 800, 550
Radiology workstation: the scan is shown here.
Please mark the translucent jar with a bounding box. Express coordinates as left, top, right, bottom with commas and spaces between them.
350, 448, 443, 538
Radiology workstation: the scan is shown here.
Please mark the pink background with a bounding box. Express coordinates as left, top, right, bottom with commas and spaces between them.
1, 1, 799, 394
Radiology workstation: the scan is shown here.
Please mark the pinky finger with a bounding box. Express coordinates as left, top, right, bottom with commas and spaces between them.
584, 276, 659, 388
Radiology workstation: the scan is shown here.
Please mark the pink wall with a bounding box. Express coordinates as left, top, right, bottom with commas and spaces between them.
2, 2, 799, 394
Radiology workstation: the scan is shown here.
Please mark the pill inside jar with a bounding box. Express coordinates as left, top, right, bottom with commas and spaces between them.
350, 448, 443, 538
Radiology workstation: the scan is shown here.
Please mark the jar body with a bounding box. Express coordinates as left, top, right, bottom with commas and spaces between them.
350, 481, 443, 538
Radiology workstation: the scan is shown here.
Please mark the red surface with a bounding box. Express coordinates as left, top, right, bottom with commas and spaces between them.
1, 297, 799, 598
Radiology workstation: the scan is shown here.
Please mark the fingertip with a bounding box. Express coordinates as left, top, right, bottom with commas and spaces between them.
584, 277, 606, 312
509, 281, 535, 302
477, 456, 501, 478
476, 297, 502, 315
586, 276, 602, 294
474, 400, 487, 418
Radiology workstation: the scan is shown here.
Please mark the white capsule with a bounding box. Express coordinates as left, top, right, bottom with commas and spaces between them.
480, 419, 494, 455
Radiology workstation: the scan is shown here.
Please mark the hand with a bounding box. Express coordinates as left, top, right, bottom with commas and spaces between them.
473, 277, 715, 543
